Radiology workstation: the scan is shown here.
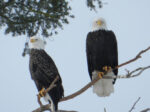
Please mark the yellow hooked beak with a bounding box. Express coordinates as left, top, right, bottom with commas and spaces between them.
97, 20, 102, 26
30, 39, 36, 43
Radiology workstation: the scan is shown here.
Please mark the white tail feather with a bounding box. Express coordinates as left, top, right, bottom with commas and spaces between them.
44, 93, 55, 112
92, 71, 114, 97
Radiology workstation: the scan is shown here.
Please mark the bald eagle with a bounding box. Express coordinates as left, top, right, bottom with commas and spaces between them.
29, 37, 64, 112
86, 18, 118, 97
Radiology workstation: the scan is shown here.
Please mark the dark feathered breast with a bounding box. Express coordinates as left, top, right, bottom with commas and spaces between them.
86, 30, 118, 83
29, 49, 64, 110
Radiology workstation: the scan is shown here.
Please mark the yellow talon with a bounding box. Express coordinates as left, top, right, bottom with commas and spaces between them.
98, 72, 104, 79
38, 88, 46, 98
108, 66, 112, 71
103, 66, 112, 72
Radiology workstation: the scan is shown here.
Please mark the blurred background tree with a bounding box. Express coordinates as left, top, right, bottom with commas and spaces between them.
0, 0, 102, 38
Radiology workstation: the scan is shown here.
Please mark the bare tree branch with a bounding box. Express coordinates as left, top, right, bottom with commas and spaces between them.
33, 65, 150, 112
60, 65, 150, 102
57, 111, 77, 112
116, 46, 150, 69
129, 97, 141, 112
33, 76, 78, 112
60, 74, 100, 102
104, 108, 107, 112
32, 104, 51, 112
32, 104, 77, 112
103, 66, 150, 79
45, 76, 59, 93
37, 76, 59, 106
59, 46, 150, 103
56, 110, 77, 112
33, 46, 150, 112
140, 108, 150, 112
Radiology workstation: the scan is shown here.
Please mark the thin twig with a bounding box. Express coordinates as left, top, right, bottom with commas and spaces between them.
103, 66, 150, 79
127, 66, 150, 78
116, 46, 150, 69
129, 97, 141, 112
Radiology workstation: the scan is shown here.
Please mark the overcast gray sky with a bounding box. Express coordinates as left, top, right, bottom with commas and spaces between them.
0, 0, 150, 112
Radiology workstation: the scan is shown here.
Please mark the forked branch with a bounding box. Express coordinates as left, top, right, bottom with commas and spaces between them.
60, 46, 150, 102
33, 46, 150, 112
